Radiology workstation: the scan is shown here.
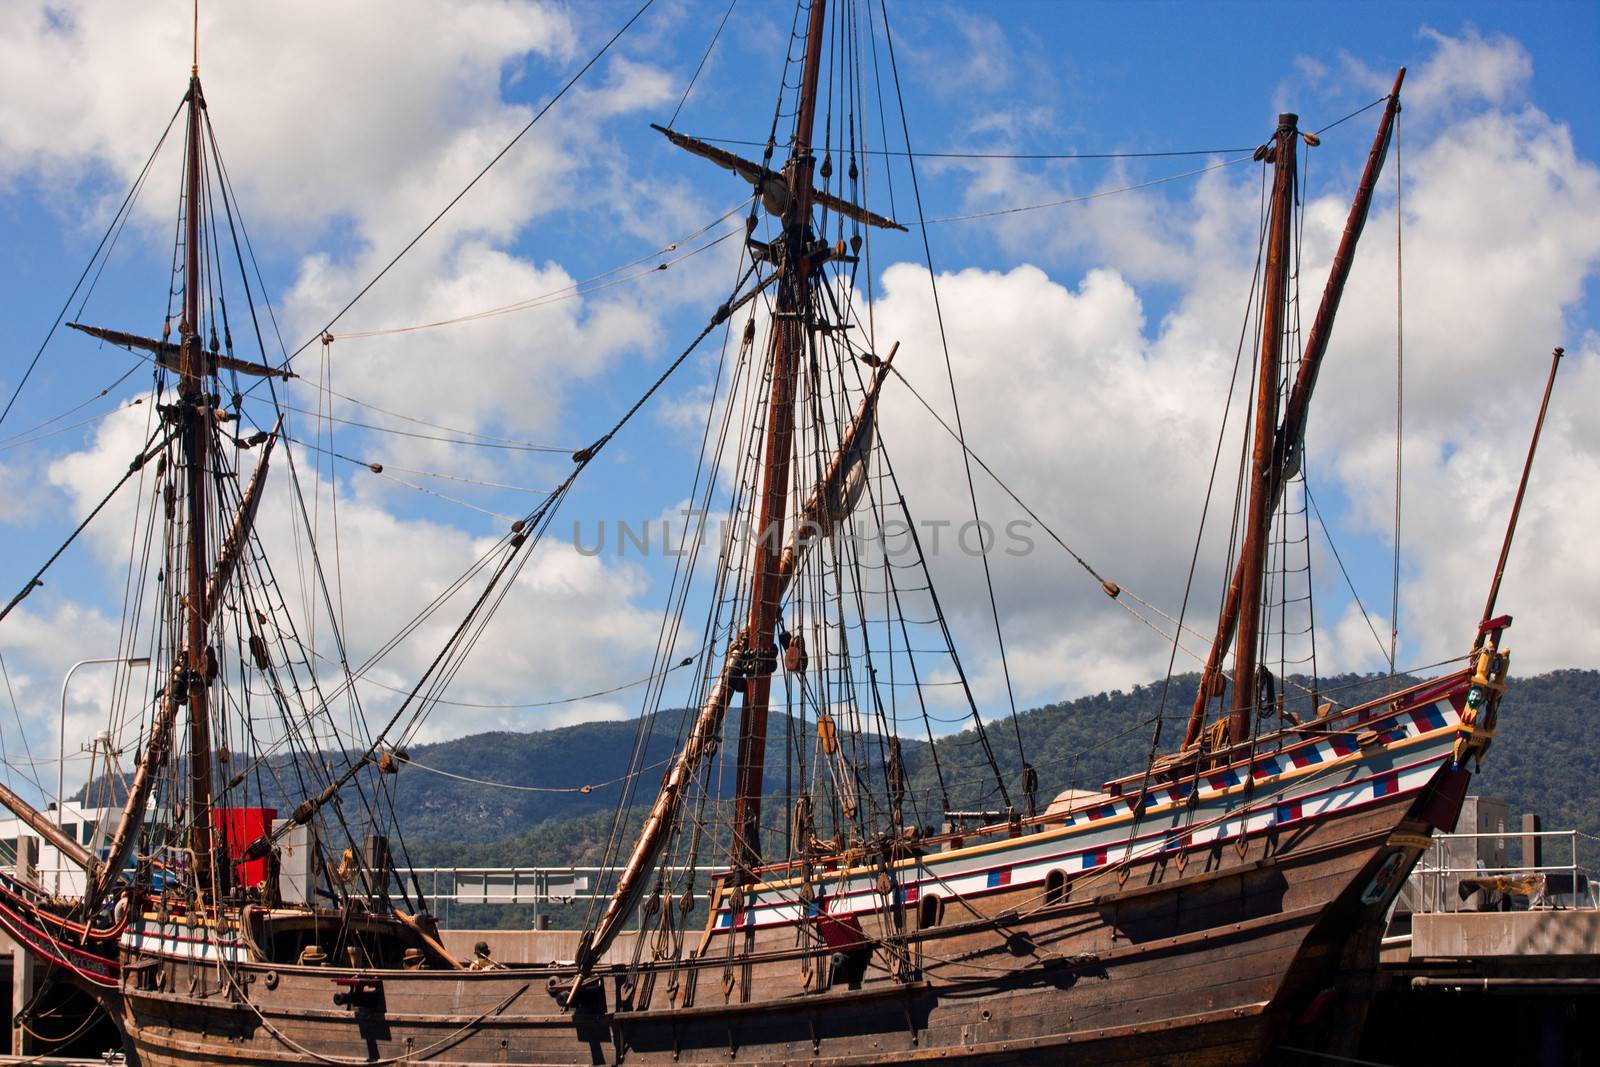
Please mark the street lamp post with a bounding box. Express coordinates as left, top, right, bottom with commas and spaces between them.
57, 655, 149, 892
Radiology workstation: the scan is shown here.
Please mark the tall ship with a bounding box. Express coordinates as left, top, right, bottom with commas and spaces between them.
0, 2, 1563, 1064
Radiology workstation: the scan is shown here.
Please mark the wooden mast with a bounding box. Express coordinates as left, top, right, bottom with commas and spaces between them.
1481, 346, 1563, 626
729, 0, 828, 871
179, 66, 218, 898
1192, 113, 1298, 748
574, 0, 905, 976
1183, 73, 1405, 750
1228, 113, 1298, 743
573, 360, 894, 974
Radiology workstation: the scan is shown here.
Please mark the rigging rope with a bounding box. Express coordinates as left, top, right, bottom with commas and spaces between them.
889, 365, 1212, 663
285, 378, 569, 450
677, 134, 1257, 160
282, 435, 552, 494
0, 94, 186, 430
668, 0, 739, 128
393, 752, 671, 795
923, 155, 1253, 224
880, 0, 1025, 809
286, 639, 699, 711
331, 215, 745, 340
1389, 108, 1405, 687
1304, 480, 1390, 662
274, 404, 572, 453
0, 394, 146, 454
243, 269, 776, 845
0, 365, 141, 453
0, 427, 169, 624
1313, 94, 1390, 136
0, 652, 46, 796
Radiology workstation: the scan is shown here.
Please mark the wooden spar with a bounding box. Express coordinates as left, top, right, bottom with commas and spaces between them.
1275, 69, 1406, 499
575, 349, 897, 973
1481, 346, 1563, 626
729, 0, 830, 872
0, 780, 98, 875
648, 125, 906, 232
88, 423, 279, 910
574, 667, 735, 977
179, 70, 218, 898
1227, 113, 1299, 745
88, 669, 182, 909
65, 322, 296, 380
1183, 75, 1405, 750
777, 345, 898, 587
202, 422, 280, 621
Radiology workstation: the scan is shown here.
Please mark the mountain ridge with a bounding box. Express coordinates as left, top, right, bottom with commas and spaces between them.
393, 667, 1599, 864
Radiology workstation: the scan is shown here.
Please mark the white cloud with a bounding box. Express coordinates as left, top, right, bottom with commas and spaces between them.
0, 1, 574, 231
23, 401, 665, 781
1402, 27, 1532, 114
0, 600, 142, 807
0, 0, 745, 783
949, 12, 1014, 92
2, 16, 1595, 784
867, 260, 1241, 709
857, 25, 1600, 706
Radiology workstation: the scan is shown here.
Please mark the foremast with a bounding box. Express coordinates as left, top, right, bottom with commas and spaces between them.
0, 60, 290, 912
177, 67, 219, 901
1184, 71, 1407, 750
87, 65, 283, 910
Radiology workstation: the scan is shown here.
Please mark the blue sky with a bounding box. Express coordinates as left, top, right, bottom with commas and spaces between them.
1, 1, 1597, 799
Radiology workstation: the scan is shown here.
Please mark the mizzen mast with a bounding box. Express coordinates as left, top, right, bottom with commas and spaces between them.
729, 0, 829, 871
1226, 111, 1300, 745
1184, 72, 1406, 750
1179, 113, 1300, 750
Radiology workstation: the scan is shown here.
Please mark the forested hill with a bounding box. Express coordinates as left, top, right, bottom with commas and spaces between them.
387, 668, 1599, 867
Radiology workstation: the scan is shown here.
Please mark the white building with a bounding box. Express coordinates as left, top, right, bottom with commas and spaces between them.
0, 803, 129, 896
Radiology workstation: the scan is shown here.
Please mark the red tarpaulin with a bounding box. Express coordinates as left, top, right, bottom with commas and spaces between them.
211, 808, 277, 887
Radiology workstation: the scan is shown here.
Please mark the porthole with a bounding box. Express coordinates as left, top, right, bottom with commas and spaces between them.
918, 893, 944, 929
1044, 869, 1069, 906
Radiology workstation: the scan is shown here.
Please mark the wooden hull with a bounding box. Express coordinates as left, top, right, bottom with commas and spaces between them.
110, 796, 1434, 1066
106, 674, 1476, 1066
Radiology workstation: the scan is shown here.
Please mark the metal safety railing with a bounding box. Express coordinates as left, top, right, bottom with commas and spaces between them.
403, 865, 700, 903
2, 862, 714, 914
394, 865, 716, 927
1408, 829, 1597, 913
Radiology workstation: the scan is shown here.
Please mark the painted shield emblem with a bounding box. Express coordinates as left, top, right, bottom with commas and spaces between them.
1360, 849, 1407, 905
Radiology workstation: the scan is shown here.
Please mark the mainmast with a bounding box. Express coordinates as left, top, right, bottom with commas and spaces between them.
575, 0, 905, 976
729, 0, 829, 871
178, 67, 219, 898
